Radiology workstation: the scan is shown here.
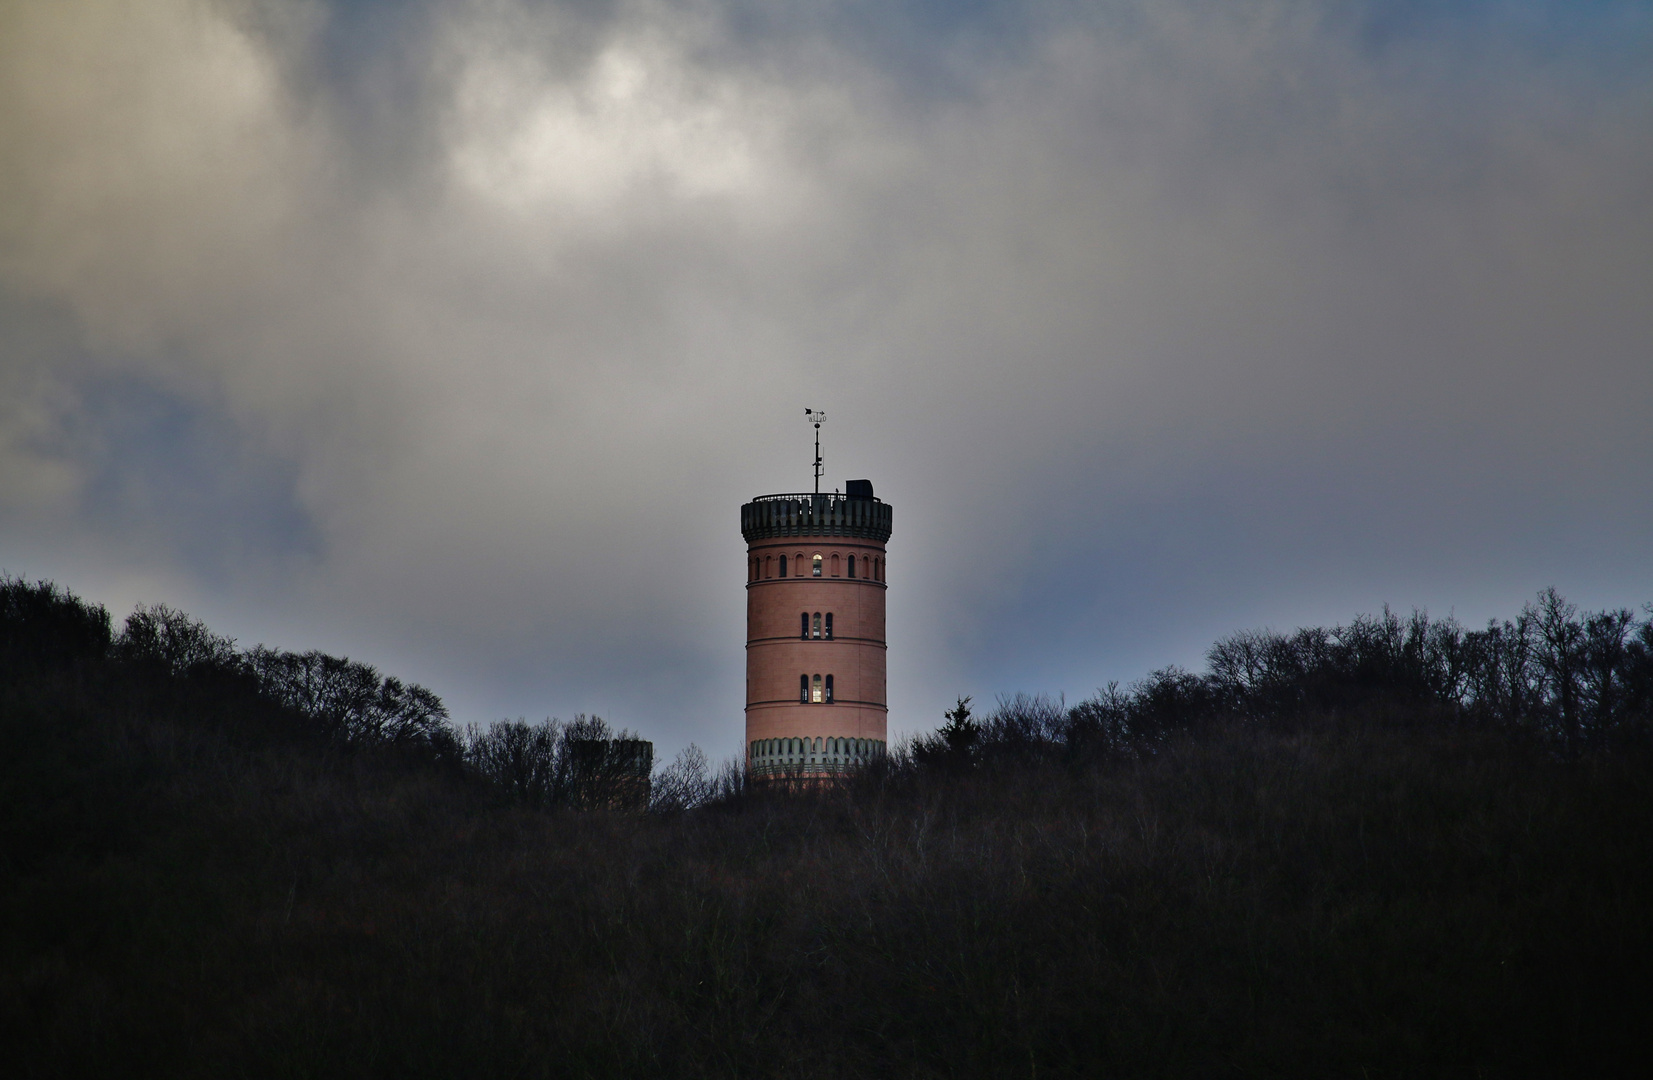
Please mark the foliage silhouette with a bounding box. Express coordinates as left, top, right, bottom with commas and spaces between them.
3, 575, 1651, 1077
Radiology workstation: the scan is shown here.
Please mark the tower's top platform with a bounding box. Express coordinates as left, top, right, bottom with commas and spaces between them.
740, 491, 892, 543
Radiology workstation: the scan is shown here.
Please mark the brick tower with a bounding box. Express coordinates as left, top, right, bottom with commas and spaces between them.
741, 415, 892, 776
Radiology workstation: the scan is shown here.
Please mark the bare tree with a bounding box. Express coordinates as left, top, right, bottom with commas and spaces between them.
1532, 588, 1586, 756
651, 744, 712, 812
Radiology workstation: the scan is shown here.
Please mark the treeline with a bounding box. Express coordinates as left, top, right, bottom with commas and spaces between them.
2, 577, 462, 761
12, 573, 1652, 807
913, 587, 1653, 770
1, 575, 715, 810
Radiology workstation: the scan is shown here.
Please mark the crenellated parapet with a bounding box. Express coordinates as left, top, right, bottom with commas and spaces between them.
741, 493, 893, 543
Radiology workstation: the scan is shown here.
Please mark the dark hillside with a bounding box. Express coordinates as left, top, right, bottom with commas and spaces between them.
3, 579, 1651, 1077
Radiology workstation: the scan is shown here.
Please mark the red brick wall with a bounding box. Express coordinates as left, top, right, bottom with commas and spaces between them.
744, 535, 888, 756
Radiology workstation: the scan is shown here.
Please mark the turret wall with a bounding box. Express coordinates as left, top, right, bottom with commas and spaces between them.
741, 500, 889, 772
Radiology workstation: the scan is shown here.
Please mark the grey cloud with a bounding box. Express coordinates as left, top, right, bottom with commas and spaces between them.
1, 0, 1649, 757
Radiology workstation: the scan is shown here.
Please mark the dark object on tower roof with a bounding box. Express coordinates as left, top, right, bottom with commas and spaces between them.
845, 479, 874, 500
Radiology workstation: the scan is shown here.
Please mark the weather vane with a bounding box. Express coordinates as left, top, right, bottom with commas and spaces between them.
805, 408, 825, 496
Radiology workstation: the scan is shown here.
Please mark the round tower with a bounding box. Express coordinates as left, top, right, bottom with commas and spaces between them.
741, 480, 892, 776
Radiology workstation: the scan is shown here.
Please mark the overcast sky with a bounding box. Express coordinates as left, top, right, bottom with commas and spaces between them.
3, 0, 1650, 759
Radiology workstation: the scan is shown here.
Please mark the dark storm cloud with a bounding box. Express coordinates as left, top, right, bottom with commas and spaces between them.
1, 0, 1649, 757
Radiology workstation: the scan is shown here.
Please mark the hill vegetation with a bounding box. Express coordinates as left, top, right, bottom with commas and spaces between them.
3, 575, 1651, 1077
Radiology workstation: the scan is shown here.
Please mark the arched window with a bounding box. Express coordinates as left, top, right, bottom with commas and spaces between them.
812, 554, 823, 577
874, 557, 881, 581
764, 556, 772, 578
780, 554, 788, 577
825, 674, 834, 703
824, 613, 833, 640
811, 674, 823, 703
848, 555, 856, 578
812, 612, 822, 639
800, 612, 809, 640
799, 674, 808, 703
831, 554, 840, 577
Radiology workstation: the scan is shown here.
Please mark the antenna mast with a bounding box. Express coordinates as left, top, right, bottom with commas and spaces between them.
805, 408, 826, 496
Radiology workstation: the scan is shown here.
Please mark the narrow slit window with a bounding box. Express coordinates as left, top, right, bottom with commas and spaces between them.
825, 674, 834, 703
812, 674, 823, 703
801, 612, 809, 640
799, 674, 808, 703
812, 612, 821, 639
765, 556, 772, 578
831, 554, 840, 577
848, 555, 856, 578
780, 555, 788, 577
824, 613, 833, 640
812, 554, 823, 577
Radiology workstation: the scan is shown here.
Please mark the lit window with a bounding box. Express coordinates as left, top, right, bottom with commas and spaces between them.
825, 674, 834, 703
824, 613, 833, 640
848, 555, 856, 578
780, 555, 788, 577
812, 612, 821, 639
800, 612, 809, 640
799, 674, 808, 703
812, 674, 823, 703
812, 554, 822, 577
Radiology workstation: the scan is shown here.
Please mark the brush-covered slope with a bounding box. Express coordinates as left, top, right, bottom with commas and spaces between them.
3, 580, 1650, 1078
